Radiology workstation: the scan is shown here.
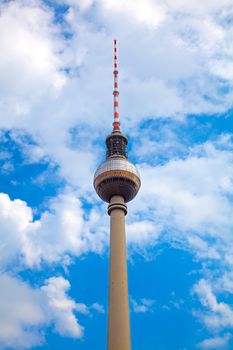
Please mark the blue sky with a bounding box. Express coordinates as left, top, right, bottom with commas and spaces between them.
1, 0, 233, 349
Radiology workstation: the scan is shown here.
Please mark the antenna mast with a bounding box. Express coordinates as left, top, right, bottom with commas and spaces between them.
113, 39, 120, 131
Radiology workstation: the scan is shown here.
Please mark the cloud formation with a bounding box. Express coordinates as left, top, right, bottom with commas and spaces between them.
198, 333, 232, 349
130, 297, 155, 313
193, 279, 233, 330
1, 0, 233, 348
0, 191, 108, 269
0, 0, 233, 194
0, 274, 86, 349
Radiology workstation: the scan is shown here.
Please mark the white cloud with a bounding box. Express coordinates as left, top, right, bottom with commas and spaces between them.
130, 297, 155, 313
0, 271, 107, 349
130, 138, 233, 249
198, 333, 232, 349
0, 274, 46, 349
100, 0, 166, 28
193, 279, 233, 330
165, 0, 231, 15
216, 271, 233, 294
41, 276, 85, 338
8, 132, 233, 272
0, 193, 33, 270
126, 220, 159, 246
91, 302, 105, 314
57, 0, 94, 11
0, 191, 108, 270
0, 0, 98, 192
1, 0, 233, 346
0, 0, 67, 124
0, 274, 88, 349
0, 0, 232, 140
127, 136, 233, 338
0, 0, 233, 196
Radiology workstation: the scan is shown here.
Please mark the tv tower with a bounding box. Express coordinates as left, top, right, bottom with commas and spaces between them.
93, 40, 141, 350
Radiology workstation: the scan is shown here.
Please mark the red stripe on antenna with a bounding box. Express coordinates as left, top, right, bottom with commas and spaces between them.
113, 122, 120, 130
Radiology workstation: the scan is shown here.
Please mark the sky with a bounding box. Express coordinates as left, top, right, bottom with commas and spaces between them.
1, 0, 233, 349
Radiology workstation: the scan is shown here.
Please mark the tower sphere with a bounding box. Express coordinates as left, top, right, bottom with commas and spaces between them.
94, 155, 141, 203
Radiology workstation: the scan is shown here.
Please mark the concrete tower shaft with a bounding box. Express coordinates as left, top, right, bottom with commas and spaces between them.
107, 195, 130, 350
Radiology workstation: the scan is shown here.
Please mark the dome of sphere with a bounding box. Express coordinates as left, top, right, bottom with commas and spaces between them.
94, 157, 141, 203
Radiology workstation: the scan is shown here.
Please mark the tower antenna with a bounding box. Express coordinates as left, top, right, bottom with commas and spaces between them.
113, 39, 120, 131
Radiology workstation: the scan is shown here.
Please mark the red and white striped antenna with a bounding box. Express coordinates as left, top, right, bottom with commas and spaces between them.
113, 39, 120, 131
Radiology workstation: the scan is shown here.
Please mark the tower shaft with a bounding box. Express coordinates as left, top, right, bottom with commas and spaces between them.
107, 195, 131, 350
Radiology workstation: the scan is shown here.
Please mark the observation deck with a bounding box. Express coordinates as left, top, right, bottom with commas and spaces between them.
94, 155, 141, 203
